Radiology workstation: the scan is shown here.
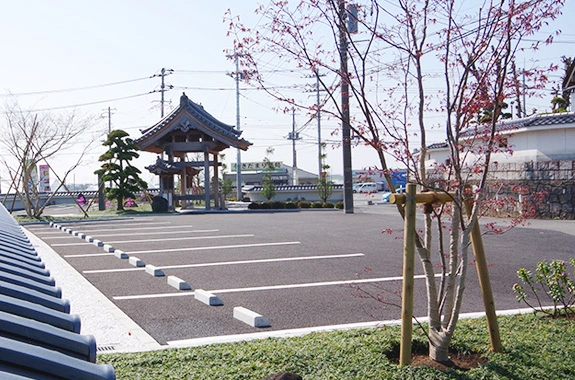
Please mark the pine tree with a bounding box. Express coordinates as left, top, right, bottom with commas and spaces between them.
94, 130, 147, 211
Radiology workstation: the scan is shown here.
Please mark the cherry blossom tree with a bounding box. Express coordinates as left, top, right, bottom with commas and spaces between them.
227, 0, 565, 363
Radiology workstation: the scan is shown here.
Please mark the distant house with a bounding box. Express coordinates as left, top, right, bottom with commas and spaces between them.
424, 112, 575, 168
224, 163, 318, 186
421, 112, 575, 219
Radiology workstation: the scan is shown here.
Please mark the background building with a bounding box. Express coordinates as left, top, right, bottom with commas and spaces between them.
225, 162, 318, 187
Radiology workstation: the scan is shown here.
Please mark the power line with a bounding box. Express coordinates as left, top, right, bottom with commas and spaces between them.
174, 68, 305, 74
0, 76, 153, 97
3, 92, 153, 113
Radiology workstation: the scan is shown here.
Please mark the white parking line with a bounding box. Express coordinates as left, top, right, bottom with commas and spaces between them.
51, 234, 254, 246
167, 320, 394, 347
64, 241, 301, 258
128, 241, 301, 255
113, 274, 429, 301
64, 253, 116, 258
32, 222, 176, 236
82, 253, 365, 274
41, 228, 219, 239
165, 307, 538, 348
74, 221, 171, 227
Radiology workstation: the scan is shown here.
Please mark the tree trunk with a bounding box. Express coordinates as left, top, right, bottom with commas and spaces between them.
429, 328, 451, 362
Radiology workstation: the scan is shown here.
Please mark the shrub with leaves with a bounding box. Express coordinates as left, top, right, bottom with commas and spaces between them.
271, 200, 285, 209
285, 201, 299, 209
513, 258, 575, 317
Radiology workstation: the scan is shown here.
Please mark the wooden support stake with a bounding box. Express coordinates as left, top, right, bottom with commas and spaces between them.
465, 201, 503, 353
399, 183, 417, 366
390, 192, 453, 205
392, 188, 501, 357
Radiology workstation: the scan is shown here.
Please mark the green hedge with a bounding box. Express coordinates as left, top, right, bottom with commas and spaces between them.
247, 201, 339, 210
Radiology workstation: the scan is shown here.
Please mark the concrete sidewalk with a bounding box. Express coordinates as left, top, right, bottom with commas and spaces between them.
24, 227, 162, 354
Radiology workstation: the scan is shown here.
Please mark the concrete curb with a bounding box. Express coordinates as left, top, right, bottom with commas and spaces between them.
233, 306, 270, 327
167, 276, 191, 291
114, 250, 129, 259
129, 257, 145, 267
145, 265, 164, 277
194, 289, 222, 306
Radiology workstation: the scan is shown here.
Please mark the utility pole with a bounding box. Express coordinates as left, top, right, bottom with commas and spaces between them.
101, 107, 116, 134
227, 53, 243, 201
101, 107, 116, 189
107, 107, 113, 133
305, 70, 327, 178
153, 68, 174, 118
161, 68, 166, 117
235, 56, 242, 200
316, 70, 323, 178
522, 68, 527, 118
339, 0, 354, 214
287, 108, 301, 185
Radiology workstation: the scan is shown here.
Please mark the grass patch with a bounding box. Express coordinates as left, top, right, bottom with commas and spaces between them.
98, 313, 575, 379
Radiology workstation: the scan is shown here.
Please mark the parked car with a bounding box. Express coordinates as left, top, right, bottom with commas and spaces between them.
357, 183, 378, 193
381, 187, 406, 202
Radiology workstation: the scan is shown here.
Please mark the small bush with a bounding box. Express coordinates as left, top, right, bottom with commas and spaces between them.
513, 258, 575, 318
298, 201, 311, 209
323, 202, 334, 208
285, 201, 299, 209
259, 202, 271, 209
248, 202, 260, 210
272, 201, 285, 209
335, 201, 344, 209
312, 202, 323, 208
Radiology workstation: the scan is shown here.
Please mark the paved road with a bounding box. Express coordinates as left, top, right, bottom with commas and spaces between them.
24, 197, 575, 350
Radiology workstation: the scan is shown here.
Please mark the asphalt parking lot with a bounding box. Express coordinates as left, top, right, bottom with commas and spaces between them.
24, 198, 575, 348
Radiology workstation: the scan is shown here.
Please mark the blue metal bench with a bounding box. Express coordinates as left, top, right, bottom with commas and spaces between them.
0, 203, 116, 379
0, 337, 115, 380
0, 281, 70, 313
0, 311, 96, 362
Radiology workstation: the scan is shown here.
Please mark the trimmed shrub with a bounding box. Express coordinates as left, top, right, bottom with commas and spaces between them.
323, 202, 334, 208
312, 202, 323, 208
335, 201, 344, 209
259, 202, 271, 209
298, 201, 311, 209
285, 201, 299, 209
248, 202, 260, 210
272, 200, 286, 209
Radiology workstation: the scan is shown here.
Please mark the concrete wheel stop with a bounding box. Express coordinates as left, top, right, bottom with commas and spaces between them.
233, 306, 270, 327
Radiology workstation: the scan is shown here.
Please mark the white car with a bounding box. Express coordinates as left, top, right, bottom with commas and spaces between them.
357, 183, 378, 193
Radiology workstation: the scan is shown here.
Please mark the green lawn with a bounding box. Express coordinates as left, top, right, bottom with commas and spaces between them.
98, 313, 575, 379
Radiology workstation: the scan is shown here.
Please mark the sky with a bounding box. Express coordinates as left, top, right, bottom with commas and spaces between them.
0, 0, 574, 189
